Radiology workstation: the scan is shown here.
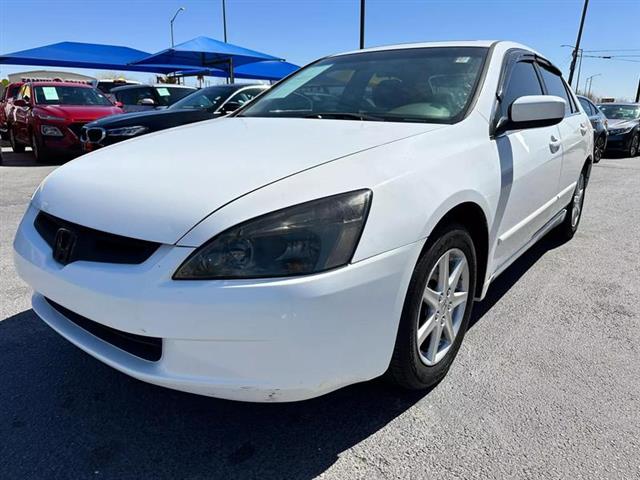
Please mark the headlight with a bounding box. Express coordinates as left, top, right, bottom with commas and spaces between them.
610, 127, 633, 135
35, 112, 64, 121
40, 125, 63, 137
174, 190, 372, 280
107, 126, 148, 137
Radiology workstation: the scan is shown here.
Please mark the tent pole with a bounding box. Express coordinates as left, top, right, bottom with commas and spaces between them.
229, 58, 234, 84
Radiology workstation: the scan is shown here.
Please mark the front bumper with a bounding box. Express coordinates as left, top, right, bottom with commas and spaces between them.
604, 133, 632, 152
14, 205, 421, 402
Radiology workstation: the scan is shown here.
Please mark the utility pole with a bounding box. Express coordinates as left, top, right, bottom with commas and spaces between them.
359, 0, 365, 49
636, 77, 640, 103
222, 0, 228, 42
568, 0, 589, 87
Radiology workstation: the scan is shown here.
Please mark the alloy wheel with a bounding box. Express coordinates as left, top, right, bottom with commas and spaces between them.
571, 171, 586, 228
594, 137, 604, 162
417, 248, 470, 366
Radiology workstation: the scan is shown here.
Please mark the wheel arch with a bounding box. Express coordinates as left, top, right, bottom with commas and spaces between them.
419, 195, 491, 299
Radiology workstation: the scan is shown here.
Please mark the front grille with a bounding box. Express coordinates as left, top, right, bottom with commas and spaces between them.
83, 127, 106, 143
45, 298, 162, 361
34, 211, 160, 265
67, 122, 86, 139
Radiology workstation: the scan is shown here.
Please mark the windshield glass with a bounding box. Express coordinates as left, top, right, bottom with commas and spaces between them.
240, 47, 488, 123
170, 87, 234, 110
153, 86, 194, 106
34, 86, 112, 106
598, 104, 640, 120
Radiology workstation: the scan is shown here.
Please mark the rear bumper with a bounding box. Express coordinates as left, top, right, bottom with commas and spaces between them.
14, 205, 421, 402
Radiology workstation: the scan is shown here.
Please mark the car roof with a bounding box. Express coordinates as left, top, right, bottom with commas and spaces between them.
111, 84, 196, 92
331, 40, 544, 59
597, 102, 639, 106
28, 81, 92, 88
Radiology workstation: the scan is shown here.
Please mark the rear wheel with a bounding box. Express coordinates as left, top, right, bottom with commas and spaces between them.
9, 127, 25, 153
556, 166, 588, 240
387, 224, 477, 390
629, 133, 639, 157
593, 135, 605, 163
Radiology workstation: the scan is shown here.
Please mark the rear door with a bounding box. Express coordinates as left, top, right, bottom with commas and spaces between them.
13, 84, 32, 142
537, 64, 590, 207
491, 56, 563, 270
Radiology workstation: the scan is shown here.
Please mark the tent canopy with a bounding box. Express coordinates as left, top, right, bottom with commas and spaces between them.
179, 61, 300, 81
131, 36, 283, 71
0, 41, 177, 73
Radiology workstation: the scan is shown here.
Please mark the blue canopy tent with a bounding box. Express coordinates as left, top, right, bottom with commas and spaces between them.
178, 61, 300, 82
0, 42, 179, 73
131, 36, 284, 82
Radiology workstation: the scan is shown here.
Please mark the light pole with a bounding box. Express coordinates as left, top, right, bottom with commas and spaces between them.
170, 7, 186, 48
585, 73, 601, 97
562, 45, 583, 92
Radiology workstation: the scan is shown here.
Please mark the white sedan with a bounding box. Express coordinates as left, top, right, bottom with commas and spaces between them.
14, 41, 592, 402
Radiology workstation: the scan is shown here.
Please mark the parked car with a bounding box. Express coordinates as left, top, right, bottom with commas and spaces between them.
596, 102, 640, 157
577, 95, 608, 163
8, 82, 122, 162
82, 84, 268, 151
110, 84, 196, 112
14, 41, 593, 402
0, 82, 23, 140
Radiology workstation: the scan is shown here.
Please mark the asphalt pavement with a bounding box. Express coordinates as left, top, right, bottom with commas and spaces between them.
1, 146, 639, 480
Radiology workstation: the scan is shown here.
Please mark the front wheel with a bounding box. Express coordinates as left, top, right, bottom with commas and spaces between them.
387, 224, 477, 390
629, 133, 639, 157
31, 133, 52, 163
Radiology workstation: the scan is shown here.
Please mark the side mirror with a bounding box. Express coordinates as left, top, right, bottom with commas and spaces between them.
218, 101, 241, 115
497, 95, 565, 134
13, 99, 28, 107
138, 98, 156, 106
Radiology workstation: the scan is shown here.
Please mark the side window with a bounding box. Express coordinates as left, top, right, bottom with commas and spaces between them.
231, 88, 265, 105
578, 97, 594, 115
22, 85, 32, 102
538, 66, 573, 115
500, 61, 543, 118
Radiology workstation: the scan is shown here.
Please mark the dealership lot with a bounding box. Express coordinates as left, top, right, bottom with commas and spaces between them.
1, 149, 639, 479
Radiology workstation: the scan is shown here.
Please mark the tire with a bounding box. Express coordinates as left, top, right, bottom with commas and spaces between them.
387, 224, 477, 390
31, 132, 52, 163
629, 133, 639, 158
9, 127, 25, 153
593, 135, 605, 163
556, 165, 588, 241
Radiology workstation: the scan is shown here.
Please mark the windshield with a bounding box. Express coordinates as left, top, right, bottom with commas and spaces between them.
240, 47, 488, 123
170, 87, 234, 110
598, 104, 640, 120
34, 86, 112, 106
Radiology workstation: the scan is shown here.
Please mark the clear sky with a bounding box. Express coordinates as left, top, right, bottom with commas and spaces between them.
1, 0, 638, 99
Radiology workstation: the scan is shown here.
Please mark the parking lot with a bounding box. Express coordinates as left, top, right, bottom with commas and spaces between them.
1, 147, 639, 479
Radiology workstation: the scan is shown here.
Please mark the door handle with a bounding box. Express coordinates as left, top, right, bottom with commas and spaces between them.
579, 123, 588, 136
549, 135, 561, 154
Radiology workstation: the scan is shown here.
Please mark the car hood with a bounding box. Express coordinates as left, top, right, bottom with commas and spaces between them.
33, 117, 444, 244
37, 105, 122, 122
607, 118, 639, 129
85, 107, 208, 128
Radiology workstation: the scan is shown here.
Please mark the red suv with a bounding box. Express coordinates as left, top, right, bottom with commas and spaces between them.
9, 81, 122, 162
0, 82, 23, 140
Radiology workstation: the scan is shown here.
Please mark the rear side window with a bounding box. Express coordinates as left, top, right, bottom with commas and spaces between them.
538, 66, 574, 115
116, 87, 156, 105
500, 61, 543, 117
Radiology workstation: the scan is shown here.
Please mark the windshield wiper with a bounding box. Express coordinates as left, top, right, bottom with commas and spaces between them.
303, 112, 386, 122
